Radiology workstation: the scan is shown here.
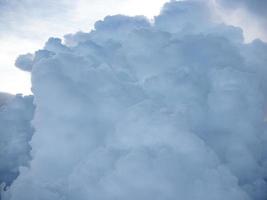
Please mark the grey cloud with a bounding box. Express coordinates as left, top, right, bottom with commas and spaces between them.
15, 54, 34, 72
0, 93, 13, 107
0, 94, 34, 192
217, 0, 267, 17
216, 0, 267, 38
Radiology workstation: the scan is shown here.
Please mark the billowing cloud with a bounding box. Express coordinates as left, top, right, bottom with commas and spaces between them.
215, 0, 267, 41
0, 0, 168, 94
15, 54, 34, 72
0, 94, 34, 192
217, 0, 267, 18
2, 1, 267, 200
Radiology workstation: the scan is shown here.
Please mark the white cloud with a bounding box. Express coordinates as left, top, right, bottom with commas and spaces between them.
0, 0, 169, 94
1, 0, 267, 94
2, 1, 267, 200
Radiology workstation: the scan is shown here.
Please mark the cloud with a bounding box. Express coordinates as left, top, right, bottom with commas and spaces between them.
0, 0, 167, 39
2, 1, 267, 200
0, 93, 13, 107
0, 94, 34, 192
217, 0, 267, 18
215, 0, 267, 41
0, 0, 168, 94
15, 54, 34, 72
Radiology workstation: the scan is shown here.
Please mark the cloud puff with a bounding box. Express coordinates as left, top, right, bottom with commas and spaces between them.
0, 94, 34, 192
15, 54, 34, 72
216, 0, 267, 40
3, 1, 267, 200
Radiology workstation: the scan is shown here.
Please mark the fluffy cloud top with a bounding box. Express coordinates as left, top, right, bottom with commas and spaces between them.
216, 0, 267, 41
2, 1, 267, 200
217, 0, 267, 18
15, 54, 34, 72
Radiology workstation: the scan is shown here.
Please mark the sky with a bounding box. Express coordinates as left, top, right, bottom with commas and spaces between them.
0, 0, 267, 95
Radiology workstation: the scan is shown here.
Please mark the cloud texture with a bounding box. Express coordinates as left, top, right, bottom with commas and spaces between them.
3, 1, 267, 200
217, 0, 267, 18
0, 94, 34, 193
216, 0, 267, 41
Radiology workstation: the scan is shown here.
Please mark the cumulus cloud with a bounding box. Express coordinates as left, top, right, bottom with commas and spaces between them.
2, 1, 267, 200
0, 94, 34, 193
15, 54, 34, 72
0, 0, 168, 94
217, 0, 267, 18
215, 0, 267, 41
0, 93, 13, 107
